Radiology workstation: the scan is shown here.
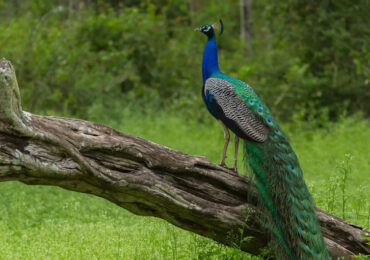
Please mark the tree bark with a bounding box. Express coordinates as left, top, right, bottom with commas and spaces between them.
0, 58, 369, 259
240, 0, 253, 53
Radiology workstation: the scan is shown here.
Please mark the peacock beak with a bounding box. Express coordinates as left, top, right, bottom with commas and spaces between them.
194, 27, 201, 32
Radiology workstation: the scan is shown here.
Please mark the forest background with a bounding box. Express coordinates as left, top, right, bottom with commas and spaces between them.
0, 0, 369, 259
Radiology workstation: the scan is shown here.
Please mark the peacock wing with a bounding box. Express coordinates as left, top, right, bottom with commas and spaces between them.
205, 77, 270, 142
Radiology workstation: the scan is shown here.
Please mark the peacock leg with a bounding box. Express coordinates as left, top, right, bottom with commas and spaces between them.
233, 135, 239, 172
219, 120, 230, 167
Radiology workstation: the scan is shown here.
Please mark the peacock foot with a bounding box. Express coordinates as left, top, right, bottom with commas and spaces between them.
219, 161, 228, 168
219, 162, 237, 173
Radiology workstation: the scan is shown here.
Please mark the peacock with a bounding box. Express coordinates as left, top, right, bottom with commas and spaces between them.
195, 20, 331, 260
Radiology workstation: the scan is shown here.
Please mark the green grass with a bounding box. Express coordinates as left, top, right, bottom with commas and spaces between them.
0, 114, 369, 259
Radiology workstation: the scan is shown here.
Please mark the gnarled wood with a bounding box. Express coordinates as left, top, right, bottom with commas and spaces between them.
0, 58, 369, 259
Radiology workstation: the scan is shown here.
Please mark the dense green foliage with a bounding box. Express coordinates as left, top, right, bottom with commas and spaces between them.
0, 0, 369, 121
0, 116, 369, 259
0, 1, 369, 259
252, 0, 370, 121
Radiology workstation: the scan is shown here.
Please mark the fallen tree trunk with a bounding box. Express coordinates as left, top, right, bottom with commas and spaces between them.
0, 58, 369, 259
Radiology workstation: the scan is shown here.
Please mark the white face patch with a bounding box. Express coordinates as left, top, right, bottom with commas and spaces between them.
203, 25, 211, 32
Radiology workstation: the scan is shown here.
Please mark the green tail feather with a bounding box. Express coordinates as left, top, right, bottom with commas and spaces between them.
243, 129, 331, 260
211, 72, 330, 259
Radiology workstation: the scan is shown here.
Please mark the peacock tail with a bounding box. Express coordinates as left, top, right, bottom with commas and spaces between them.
244, 137, 330, 260
214, 72, 330, 259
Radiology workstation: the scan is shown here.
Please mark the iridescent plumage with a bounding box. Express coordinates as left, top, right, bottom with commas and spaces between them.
196, 21, 331, 260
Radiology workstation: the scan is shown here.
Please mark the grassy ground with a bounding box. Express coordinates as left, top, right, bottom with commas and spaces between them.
0, 114, 369, 259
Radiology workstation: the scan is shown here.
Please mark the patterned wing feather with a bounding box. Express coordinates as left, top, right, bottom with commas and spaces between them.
205, 77, 269, 142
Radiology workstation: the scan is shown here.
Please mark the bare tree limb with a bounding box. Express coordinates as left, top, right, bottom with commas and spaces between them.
240, 0, 253, 54
0, 58, 369, 259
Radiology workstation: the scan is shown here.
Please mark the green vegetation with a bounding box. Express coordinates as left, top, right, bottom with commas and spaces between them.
0, 0, 369, 121
0, 116, 369, 259
0, 0, 369, 259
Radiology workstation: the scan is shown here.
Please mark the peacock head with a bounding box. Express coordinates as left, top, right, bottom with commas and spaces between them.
194, 19, 224, 38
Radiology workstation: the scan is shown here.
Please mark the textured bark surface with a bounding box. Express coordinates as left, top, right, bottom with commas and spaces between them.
0, 58, 369, 259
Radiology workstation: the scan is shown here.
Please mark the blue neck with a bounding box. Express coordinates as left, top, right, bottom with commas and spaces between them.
202, 35, 220, 84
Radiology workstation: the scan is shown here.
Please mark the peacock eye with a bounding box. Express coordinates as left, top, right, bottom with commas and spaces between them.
203, 26, 210, 32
